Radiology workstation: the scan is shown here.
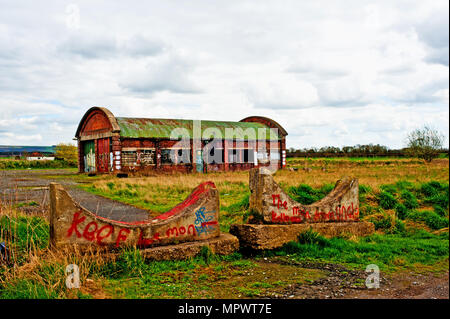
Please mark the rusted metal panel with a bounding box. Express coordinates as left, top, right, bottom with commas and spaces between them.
116, 117, 281, 140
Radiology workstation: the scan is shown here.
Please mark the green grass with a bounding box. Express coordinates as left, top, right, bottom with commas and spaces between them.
0, 159, 77, 170
263, 230, 449, 273
286, 183, 334, 205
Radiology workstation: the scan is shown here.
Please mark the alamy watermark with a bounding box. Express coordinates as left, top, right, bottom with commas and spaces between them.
365, 264, 380, 289
65, 4, 80, 30
65, 264, 80, 289
168, 121, 283, 175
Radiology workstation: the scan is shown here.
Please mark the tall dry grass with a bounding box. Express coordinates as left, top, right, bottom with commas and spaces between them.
90, 158, 449, 193
0, 192, 115, 298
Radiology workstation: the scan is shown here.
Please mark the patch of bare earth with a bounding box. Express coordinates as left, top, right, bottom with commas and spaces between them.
344, 272, 449, 299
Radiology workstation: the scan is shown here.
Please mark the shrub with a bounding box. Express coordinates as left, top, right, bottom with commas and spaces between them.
226, 193, 250, 213
380, 184, 397, 195
395, 181, 414, 192
0, 159, 76, 170
421, 182, 440, 197
394, 219, 406, 234
434, 205, 448, 217
426, 193, 449, 209
407, 210, 449, 230
288, 184, 319, 205
378, 191, 397, 210
297, 229, 330, 247
359, 185, 372, 194
395, 203, 408, 220
400, 190, 419, 209
368, 214, 393, 231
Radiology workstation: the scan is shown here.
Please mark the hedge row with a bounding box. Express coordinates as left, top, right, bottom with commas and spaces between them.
0, 159, 77, 169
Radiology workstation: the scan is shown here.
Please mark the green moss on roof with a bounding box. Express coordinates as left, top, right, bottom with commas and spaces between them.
116, 117, 281, 140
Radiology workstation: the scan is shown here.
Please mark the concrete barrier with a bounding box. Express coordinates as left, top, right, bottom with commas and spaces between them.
49, 181, 224, 249
249, 168, 360, 224
229, 168, 374, 249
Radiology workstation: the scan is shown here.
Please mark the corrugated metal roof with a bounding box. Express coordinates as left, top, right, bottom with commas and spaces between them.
116, 117, 281, 140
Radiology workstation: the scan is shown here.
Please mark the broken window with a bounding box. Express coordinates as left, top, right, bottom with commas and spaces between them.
122, 151, 137, 166
161, 148, 191, 164
138, 149, 156, 166
206, 146, 224, 164
228, 149, 245, 163
243, 149, 255, 163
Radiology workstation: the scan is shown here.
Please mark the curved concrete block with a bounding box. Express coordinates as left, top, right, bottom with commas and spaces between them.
249, 168, 360, 224
49, 182, 220, 248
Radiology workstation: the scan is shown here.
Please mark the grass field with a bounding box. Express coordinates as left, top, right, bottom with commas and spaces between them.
0, 157, 448, 298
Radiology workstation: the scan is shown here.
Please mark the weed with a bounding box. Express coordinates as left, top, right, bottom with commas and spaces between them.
400, 190, 419, 209
378, 191, 397, 210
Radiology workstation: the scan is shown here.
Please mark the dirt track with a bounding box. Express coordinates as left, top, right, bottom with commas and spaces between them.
260, 258, 449, 299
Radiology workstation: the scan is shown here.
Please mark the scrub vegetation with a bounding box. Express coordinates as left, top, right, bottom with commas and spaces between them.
0, 157, 448, 298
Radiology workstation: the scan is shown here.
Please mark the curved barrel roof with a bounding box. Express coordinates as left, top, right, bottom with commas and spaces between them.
77, 107, 287, 140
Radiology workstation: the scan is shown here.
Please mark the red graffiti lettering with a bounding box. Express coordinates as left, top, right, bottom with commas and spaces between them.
272, 194, 280, 205
116, 228, 130, 247
179, 226, 186, 235
82, 221, 98, 241
201, 221, 218, 228
96, 225, 114, 245
67, 210, 86, 238
166, 227, 179, 238
137, 230, 160, 247
188, 224, 196, 236
272, 194, 287, 210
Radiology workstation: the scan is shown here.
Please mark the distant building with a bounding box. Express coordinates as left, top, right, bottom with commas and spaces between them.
0, 145, 56, 158
26, 152, 55, 161
75, 107, 288, 174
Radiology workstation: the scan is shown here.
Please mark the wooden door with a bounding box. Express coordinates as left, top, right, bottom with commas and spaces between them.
97, 138, 110, 173
83, 141, 95, 172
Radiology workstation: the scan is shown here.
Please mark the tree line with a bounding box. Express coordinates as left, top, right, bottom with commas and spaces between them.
288, 126, 448, 162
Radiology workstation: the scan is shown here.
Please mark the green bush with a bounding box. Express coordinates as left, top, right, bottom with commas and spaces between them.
0, 159, 76, 170
288, 183, 333, 205
400, 190, 419, 209
378, 191, 397, 210
297, 229, 330, 247
407, 210, 449, 230
394, 219, 406, 234
380, 184, 397, 195
359, 185, 372, 194
434, 205, 448, 217
395, 203, 408, 220
288, 184, 319, 205
368, 214, 393, 231
395, 181, 415, 192
421, 182, 440, 198
426, 193, 449, 209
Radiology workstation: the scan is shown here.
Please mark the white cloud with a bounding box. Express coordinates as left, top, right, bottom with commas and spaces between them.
0, 0, 447, 148
243, 73, 319, 109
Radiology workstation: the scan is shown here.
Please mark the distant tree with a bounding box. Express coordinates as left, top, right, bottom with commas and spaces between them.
405, 126, 445, 162
55, 143, 78, 162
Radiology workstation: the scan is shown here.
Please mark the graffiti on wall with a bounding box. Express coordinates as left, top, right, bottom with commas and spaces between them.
270, 194, 359, 223
194, 207, 218, 235
270, 193, 359, 224
51, 181, 220, 249
248, 168, 360, 224
64, 206, 219, 248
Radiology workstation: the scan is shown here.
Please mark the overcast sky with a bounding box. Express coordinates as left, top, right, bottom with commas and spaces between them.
0, 0, 448, 149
